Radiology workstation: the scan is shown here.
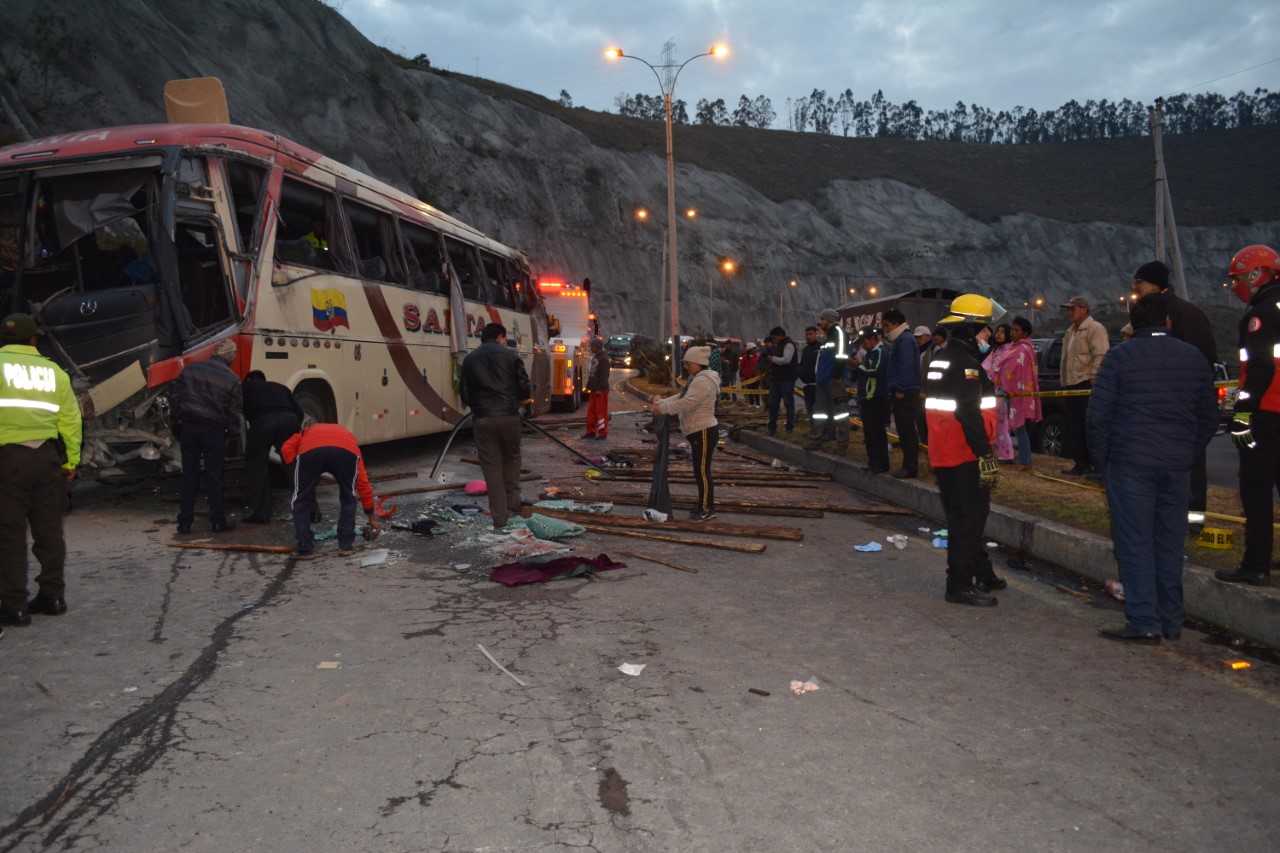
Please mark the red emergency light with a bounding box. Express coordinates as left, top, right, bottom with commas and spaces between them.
538, 281, 564, 290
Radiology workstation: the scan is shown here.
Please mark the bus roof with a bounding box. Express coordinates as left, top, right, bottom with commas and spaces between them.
0, 123, 525, 265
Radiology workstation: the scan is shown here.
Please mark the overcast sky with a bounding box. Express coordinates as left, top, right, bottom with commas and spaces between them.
338, 0, 1277, 123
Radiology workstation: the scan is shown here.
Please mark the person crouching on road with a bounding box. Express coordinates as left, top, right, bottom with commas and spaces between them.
1088, 293, 1216, 643
282, 419, 379, 557
0, 314, 82, 630
461, 322, 533, 529
241, 371, 303, 523
582, 337, 610, 441
855, 327, 891, 474
649, 346, 721, 521
925, 295, 1006, 607
171, 338, 243, 534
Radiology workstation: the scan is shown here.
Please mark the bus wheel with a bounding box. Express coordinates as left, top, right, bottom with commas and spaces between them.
294, 380, 337, 423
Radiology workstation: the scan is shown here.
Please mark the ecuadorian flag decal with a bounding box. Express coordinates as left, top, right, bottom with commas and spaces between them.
311, 288, 349, 332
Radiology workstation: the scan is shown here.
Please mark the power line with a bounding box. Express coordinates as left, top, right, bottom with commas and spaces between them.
1176, 56, 1280, 93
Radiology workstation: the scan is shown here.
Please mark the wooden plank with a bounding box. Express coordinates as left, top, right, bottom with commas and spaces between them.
168, 542, 294, 554
582, 491, 823, 518
718, 446, 781, 467
523, 506, 803, 541
574, 522, 767, 554
612, 548, 698, 574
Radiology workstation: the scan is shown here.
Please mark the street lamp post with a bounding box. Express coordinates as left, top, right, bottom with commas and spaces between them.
607, 41, 729, 372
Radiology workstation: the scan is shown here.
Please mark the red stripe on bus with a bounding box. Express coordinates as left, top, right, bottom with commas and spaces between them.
360, 281, 465, 424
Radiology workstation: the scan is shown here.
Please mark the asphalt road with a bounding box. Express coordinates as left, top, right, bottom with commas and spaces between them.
2, 381, 1277, 852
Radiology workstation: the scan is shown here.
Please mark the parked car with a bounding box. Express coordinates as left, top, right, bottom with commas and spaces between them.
605, 332, 653, 368
1027, 335, 1229, 456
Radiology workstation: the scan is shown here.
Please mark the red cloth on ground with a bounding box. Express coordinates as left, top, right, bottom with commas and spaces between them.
585, 390, 610, 436
489, 553, 626, 586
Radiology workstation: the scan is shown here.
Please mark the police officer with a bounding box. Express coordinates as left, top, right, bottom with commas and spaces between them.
1219, 244, 1280, 586
806, 308, 851, 451
0, 314, 82, 630
924, 295, 1007, 606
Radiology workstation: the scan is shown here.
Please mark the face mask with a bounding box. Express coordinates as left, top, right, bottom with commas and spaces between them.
977, 340, 991, 354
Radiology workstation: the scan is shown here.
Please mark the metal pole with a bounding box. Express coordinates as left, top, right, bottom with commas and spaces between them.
1163, 182, 1189, 299
664, 93, 680, 374
657, 230, 667, 341
1151, 102, 1167, 264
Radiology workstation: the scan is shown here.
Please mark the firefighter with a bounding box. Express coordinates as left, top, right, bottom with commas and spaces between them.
1218, 244, 1280, 587
0, 314, 82, 629
925, 294, 1007, 606
806, 308, 851, 451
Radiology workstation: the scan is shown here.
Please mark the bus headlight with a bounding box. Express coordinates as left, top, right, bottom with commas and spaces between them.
624, 356, 632, 365
552, 343, 567, 353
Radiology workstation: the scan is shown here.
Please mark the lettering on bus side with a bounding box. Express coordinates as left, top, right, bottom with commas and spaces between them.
403, 304, 421, 332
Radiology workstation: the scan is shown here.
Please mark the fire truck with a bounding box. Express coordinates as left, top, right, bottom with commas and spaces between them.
538, 279, 596, 410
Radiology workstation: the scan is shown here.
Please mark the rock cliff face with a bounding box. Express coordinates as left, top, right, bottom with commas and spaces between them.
2, 0, 1274, 340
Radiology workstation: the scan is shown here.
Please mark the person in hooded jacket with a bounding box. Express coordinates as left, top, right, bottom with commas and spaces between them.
650, 346, 721, 521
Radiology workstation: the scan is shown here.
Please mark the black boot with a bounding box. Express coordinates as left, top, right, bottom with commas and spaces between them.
976, 575, 1008, 592
0, 603, 31, 626
28, 594, 68, 616
945, 585, 998, 607
1215, 567, 1270, 586
1099, 625, 1161, 644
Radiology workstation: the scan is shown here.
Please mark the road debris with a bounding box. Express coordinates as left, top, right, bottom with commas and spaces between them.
790, 678, 820, 696
612, 549, 697, 574
1226, 660, 1252, 671
886, 534, 909, 550
476, 643, 528, 687
617, 663, 646, 676
316, 661, 342, 670
854, 541, 883, 552
359, 549, 389, 567
489, 554, 625, 587
748, 688, 772, 697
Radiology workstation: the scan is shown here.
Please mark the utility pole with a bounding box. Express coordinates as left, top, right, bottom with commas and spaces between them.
1150, 98, 1189, 299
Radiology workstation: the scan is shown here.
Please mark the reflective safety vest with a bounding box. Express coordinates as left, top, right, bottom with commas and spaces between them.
0, 344, 83, 468
923, 342, 997, 469
816, 323, 849, 384
1235, 281, 1280, 414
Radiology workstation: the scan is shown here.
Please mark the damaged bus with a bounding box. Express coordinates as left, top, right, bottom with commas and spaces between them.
0, 85, 551, 475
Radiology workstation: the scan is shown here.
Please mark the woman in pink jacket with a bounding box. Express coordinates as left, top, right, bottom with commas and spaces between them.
985, 317, 1042, 469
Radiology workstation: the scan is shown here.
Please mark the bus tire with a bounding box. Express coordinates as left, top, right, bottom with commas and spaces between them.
294, 380, 337, 424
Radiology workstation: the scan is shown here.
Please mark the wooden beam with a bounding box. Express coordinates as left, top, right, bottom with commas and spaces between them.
612, 548, 698, 574
573, 522, 767, 554
380, 473, 540, 499
168, 542, 294, 554
523, 506, 803, 541
581, 491, 823, 518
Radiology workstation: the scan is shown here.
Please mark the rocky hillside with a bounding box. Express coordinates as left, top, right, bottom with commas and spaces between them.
2, 0, 1276, 342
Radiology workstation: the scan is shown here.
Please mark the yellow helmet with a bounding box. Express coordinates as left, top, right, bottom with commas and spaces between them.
938, 293, 1004, 325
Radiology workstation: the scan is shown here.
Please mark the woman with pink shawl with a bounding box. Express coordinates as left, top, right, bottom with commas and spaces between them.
983, 317, 1042, 468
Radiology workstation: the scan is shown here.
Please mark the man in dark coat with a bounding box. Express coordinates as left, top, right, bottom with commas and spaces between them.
1088, 293, 1217, 643
1131, 260, 1218, 531
461, 323, 533, 528
582, 337, 611, 440
882, 309, 921, 478
241, 371, 303, 523
171, 339, 242, 533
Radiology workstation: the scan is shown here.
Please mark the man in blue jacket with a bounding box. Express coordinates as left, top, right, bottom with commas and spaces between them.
1088, 294, 1216, 644
882, 309, 921, 478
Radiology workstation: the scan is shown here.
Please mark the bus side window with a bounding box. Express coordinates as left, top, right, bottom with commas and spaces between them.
341, 199, 405, 285
276, 178, 343, 273
496, 258, 522, 309
400, 220, 447, 294
226, 161, 267, 252
444, 236, 482, 301
480, 251, 511, 307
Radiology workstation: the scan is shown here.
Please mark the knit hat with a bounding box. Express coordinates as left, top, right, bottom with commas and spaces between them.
1133, 260, 1170, 290
912, 325, 932, 338
1, 313, 40, 341
683, 345, 711, 366
819, 308, 839, 323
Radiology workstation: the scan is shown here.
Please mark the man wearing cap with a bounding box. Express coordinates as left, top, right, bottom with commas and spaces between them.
1059, 296, 1109, 475
0, 314, 82, 628
461, 322, 533, 529
882, 308, 922, 478
797, 326, 822, 421
807, 308, 851, 451
171, 338, 243, 534
854, 327, 891, 474
1132, 260, 1217, 530
650, 345, 721, 521
764, 326, 799, 437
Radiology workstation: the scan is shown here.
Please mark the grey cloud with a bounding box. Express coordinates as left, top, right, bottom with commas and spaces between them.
339, 0, 1277, 122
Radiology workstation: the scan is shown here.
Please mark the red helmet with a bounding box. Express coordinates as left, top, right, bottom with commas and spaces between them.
1227, 244, 1280, 303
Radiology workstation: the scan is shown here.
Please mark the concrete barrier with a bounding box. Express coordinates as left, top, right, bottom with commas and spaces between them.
740, 431, 1280, 649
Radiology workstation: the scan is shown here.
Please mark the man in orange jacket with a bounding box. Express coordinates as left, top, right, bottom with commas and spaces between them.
281, 419, 379, 556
